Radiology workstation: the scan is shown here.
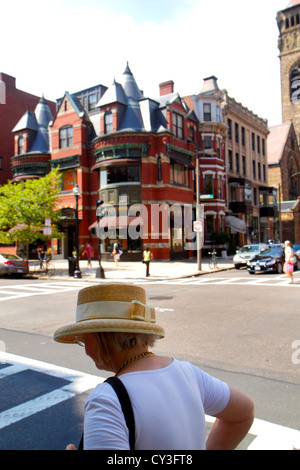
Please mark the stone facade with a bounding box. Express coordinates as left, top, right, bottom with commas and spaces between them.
277, 1, 300, 143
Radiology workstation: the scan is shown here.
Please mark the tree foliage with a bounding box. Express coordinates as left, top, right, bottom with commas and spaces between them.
0, 169, 62, 257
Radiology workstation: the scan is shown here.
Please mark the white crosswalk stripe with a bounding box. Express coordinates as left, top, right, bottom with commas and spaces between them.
0, 352, 101, 432
0, 274, 299, 301
139, 273, 300, 287
0, 282, 94, 301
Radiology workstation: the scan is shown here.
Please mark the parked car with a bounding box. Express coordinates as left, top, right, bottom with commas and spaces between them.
0, 253, 29, 276
292, 244, 300, 270
247, 247, 285, 274
233, 243, 268, 269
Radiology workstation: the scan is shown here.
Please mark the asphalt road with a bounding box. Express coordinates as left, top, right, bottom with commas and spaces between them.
0, 269, 300, 450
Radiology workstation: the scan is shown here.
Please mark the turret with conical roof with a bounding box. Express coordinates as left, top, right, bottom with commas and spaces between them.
11, 95, 53, 181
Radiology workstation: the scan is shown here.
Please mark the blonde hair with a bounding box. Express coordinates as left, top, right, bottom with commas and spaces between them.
97, 332, 157, 357
285, 240, 292, 247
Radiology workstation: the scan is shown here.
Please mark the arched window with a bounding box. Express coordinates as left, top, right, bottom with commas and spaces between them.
288, 155, 299, 197
59, 126, 73, 148
290, 64, 300, 104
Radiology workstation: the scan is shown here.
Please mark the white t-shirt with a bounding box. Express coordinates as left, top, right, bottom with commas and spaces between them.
83, 358, 230, 450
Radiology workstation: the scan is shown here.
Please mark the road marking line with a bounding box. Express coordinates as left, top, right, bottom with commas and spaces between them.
0, 364, 27, 378
0, 352, 103, 430
205, 414, 300, 450
0, 388, 75, 430
0, 282, 95, 301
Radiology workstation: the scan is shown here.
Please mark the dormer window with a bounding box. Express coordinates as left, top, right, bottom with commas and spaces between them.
88, 93, 97, 111
104, 112, 113, 134
59, 126, 73, 148
18, 136, 24, 155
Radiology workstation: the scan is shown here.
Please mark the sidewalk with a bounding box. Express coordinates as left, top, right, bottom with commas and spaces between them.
30, 256, 234, 282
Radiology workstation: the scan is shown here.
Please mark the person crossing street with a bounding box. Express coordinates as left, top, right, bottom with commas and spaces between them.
143, 247, 152, 277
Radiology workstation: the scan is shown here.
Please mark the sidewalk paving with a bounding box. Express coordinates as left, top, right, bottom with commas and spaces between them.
30, 256, 235, 282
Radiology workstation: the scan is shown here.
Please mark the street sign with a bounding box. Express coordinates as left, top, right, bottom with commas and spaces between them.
199, 194, 214, 199
193, 220, 203, 232
45, 218, 51, 226
43, 227, 52, 236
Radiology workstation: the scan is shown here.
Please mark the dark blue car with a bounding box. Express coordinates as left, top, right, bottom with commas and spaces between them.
247, 248, 285, 274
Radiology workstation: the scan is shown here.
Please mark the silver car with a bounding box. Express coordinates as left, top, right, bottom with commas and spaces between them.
0, 253, 29, 276
233, 244, 268, 269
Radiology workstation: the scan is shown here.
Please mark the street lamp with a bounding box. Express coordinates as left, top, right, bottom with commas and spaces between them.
95, 199, 105, 279
73, 184, 82, 279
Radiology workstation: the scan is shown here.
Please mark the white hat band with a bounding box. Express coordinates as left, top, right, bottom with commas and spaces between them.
76, 300, 155, 323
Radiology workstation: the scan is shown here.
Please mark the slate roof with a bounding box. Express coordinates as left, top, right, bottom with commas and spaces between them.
30, 96, 53, 153
97, 79, 127, 107
97, 63, 170, 134
12, 109, 38, 132
12, 96, 53, 154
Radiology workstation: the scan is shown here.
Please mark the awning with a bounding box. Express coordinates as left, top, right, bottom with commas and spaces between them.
225, 216, 247, 233
89, 216, 143, 230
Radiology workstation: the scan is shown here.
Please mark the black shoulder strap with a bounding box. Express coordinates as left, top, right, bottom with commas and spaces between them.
106, 376, 135, 450
78, 376, 135, 450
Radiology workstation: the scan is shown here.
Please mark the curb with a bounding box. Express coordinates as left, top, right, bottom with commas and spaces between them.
29, 265, 235, 282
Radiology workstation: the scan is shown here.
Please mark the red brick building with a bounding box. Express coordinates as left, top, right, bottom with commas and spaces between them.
47, 64, 197, 260
184, 76, 228, 243
7, 65, 274, 260
0, 73, 55, 185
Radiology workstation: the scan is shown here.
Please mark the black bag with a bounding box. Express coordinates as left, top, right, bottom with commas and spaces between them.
78, 376, 135, 450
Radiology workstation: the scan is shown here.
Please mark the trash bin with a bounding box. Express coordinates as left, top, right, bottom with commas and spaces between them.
68, 257, 77, 276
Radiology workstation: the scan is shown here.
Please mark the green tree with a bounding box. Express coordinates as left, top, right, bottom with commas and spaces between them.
0, 169, 62, 260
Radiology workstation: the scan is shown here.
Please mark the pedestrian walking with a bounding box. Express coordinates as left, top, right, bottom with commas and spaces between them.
53, 283, 254, 450
284, 240, 295, 284
82, 242, 94, 268
111, 242, 122, 266
143, 247, 152, 277
37, 245, 45, 269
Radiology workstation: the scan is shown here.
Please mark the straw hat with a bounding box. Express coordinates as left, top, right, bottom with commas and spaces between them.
53, 284, 165, 344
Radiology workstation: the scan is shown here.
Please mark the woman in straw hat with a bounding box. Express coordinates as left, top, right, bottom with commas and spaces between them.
54, 283, 254, 450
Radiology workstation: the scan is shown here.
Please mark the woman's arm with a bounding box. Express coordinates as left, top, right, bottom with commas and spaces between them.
206, 386, 254, 450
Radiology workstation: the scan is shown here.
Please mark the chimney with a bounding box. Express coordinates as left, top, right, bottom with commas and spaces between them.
200, 76, 219, 94
159, 80, 174, 96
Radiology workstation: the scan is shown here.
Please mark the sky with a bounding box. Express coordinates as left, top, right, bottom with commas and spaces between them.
1, 0, 288, 126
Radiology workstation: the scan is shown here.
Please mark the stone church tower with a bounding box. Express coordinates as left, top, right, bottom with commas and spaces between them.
277, 0, 300, 143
